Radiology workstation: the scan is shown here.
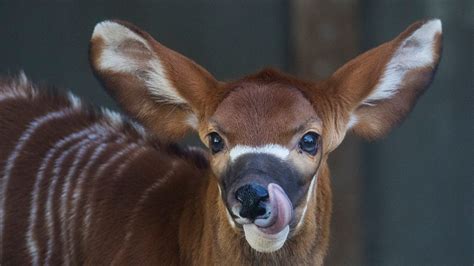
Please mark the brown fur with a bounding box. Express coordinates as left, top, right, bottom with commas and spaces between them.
0, 18, 442, 265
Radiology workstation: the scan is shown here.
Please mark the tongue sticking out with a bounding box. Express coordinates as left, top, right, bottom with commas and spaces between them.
243, 183, 293, 253
254, 183, 293, 234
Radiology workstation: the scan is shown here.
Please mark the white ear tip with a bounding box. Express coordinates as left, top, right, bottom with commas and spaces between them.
430, 18, 442, 28
92, 20, 127, 39
91, 20, 150, 53
422, 19, 442, 35
92, 21, 114, 38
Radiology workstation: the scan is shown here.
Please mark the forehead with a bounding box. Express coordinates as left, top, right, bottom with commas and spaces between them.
211, 83, 318, 146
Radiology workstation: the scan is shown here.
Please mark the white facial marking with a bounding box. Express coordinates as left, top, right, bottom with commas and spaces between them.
296, 174, 318, 230
364, 19, 442, 105
243, 224, 290, 253
217, 184, 237, 229
229, 144, 290, 162
93, 21, 187, 105
225, 208, 237, 229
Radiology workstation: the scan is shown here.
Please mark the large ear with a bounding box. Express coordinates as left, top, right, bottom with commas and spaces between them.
89, 20, 218, 139
326, 19, 442, 139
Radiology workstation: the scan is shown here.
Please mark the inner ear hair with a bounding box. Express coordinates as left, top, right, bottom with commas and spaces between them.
328, 19, 442, 140
92, 20, 189, 106
362, 19, 442, 105
90, 20, 219, 140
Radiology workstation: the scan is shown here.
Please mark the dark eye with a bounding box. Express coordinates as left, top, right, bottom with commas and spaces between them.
299, 132, 319, 155
208, 132, 224, 154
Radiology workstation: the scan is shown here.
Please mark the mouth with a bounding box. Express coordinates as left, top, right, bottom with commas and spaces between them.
231, 183, 293, 253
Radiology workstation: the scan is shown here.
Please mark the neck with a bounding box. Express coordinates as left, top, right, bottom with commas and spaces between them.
179, 163, 332, 265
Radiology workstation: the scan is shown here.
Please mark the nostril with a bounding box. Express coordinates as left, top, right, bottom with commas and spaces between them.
235, 183, 269, 220
235, 184, 250, 203
235, 184, 269, 203
253, 185, 269, 201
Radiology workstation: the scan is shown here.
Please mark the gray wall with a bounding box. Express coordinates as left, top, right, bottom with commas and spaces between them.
361, 0, 472, 264
0, 0, 288, 108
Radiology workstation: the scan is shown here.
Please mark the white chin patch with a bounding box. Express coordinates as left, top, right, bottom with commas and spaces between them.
243, 224, 290, 253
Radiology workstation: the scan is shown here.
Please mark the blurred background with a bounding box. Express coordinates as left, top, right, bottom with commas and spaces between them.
0, 0, 471, 265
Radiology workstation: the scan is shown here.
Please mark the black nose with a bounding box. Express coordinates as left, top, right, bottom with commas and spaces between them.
235, 183, 269, 220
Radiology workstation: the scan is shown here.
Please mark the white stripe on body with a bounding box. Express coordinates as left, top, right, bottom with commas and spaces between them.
44, 137, 96, 266
86, 145, 147, 262
26, 123, 106, 265
111, 161, 177, 264
112, 147, 146, 181
82, 141, 140, 243
60, 137, 99, 265
66, 135, 113, 262
0, 108, 75, 261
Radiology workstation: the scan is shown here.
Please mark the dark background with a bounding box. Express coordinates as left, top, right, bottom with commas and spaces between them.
0, 0, 471, 265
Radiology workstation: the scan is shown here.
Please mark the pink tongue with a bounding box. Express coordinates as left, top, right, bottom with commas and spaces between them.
255, 183, 292, 235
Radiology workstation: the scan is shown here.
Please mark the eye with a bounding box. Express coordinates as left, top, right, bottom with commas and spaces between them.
299, 132, 319, 155
208, 132, 225, 154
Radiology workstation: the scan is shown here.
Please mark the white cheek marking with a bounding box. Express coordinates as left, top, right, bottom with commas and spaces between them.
225, 208, 237, 229
364, 19, 442, 105
229, 144, 290, 162
217, 184, 236, 229
296, 174, 318, 230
